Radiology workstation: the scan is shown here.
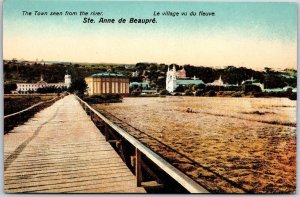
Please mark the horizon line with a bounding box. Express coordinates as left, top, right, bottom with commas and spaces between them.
3, 57, 297, 72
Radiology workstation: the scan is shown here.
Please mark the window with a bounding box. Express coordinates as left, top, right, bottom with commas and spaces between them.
102, 82, 106, 93
106, 82, 110, 93
121, 83, 124, 93
112, 82, 115, 93
116, 82, 119, 93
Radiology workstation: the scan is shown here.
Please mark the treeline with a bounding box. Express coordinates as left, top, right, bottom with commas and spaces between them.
131, 63, 297, 89
4, 60, 136, 83
4, 60, 297, 90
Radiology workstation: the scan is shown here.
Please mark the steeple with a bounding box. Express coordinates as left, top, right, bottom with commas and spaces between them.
172, 66, 176, 73
40, 74, 44, 81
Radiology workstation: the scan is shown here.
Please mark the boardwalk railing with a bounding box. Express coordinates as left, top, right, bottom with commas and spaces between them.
4, 94, 65, 133
75, 96, 209, 193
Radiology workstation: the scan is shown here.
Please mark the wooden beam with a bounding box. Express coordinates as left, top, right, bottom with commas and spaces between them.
141, 161, 161, 183
115, 140, 126, 162
130, 156, 136, 167
141, 181, 164, 189
104, 125, 109, 141
107, 139, 122, 148
108, 140, 118, 143
135, 148, 142, 187
90, 111, 93, 120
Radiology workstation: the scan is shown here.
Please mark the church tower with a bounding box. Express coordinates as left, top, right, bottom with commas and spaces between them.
166, 66, 177, 92
64, 73, 72, 88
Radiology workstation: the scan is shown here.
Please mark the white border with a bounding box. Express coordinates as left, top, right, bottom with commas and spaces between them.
0, 1, 298, 196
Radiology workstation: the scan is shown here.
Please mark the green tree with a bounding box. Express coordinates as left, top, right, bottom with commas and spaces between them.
4, 83, 17, 94
175, 85, 185, 92
69, 78, 88, 96
160, 89, 170, 95
184, 89, 194, 96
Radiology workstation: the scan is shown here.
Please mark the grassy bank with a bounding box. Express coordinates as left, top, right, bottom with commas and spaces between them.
4, 94, 56, 116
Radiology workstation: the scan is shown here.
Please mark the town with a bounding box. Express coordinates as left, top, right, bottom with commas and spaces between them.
3, 58, 297, 100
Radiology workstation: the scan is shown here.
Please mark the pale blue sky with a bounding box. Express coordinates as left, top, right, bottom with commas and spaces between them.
3, 0, 298, 70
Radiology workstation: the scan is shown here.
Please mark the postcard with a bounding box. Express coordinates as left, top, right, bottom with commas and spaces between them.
3, 0, 297, 194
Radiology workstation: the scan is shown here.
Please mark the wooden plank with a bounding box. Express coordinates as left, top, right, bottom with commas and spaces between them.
5, 166, 129, 183
5, 172, 135, 190
70, 181, 146, 193
6, 175, 137, 193
5, 152, 121, 166
4, 95, 145, 193
5, 158, 126, 174
5, 165, 129, 181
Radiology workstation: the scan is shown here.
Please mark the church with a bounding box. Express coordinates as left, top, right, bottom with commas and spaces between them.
166, 66, 204, 92
15, 74, 71, 94
207, 76, 224, 86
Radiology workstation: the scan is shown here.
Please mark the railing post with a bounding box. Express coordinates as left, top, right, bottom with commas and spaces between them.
135, 148, 142, 187
105, 124, 109, 141
18, 113, 21, 124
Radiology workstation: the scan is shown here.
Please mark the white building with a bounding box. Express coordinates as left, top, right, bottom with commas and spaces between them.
166, 66, 204, 92
264, 86, 297, 93
130, 81, 150, 89
207, 76, 224, 86
207, 76, 239, 88
242, 77, 264, 91
15, 74, 71, 94
64, 74, 72, 88
132, 71, 139, 77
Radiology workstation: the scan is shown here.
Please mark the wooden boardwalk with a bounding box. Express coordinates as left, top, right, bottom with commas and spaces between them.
4, 95, 146, 193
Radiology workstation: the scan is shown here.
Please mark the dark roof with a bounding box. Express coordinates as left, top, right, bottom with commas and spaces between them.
90, 72, 127, 78
243, 79, 260, 84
